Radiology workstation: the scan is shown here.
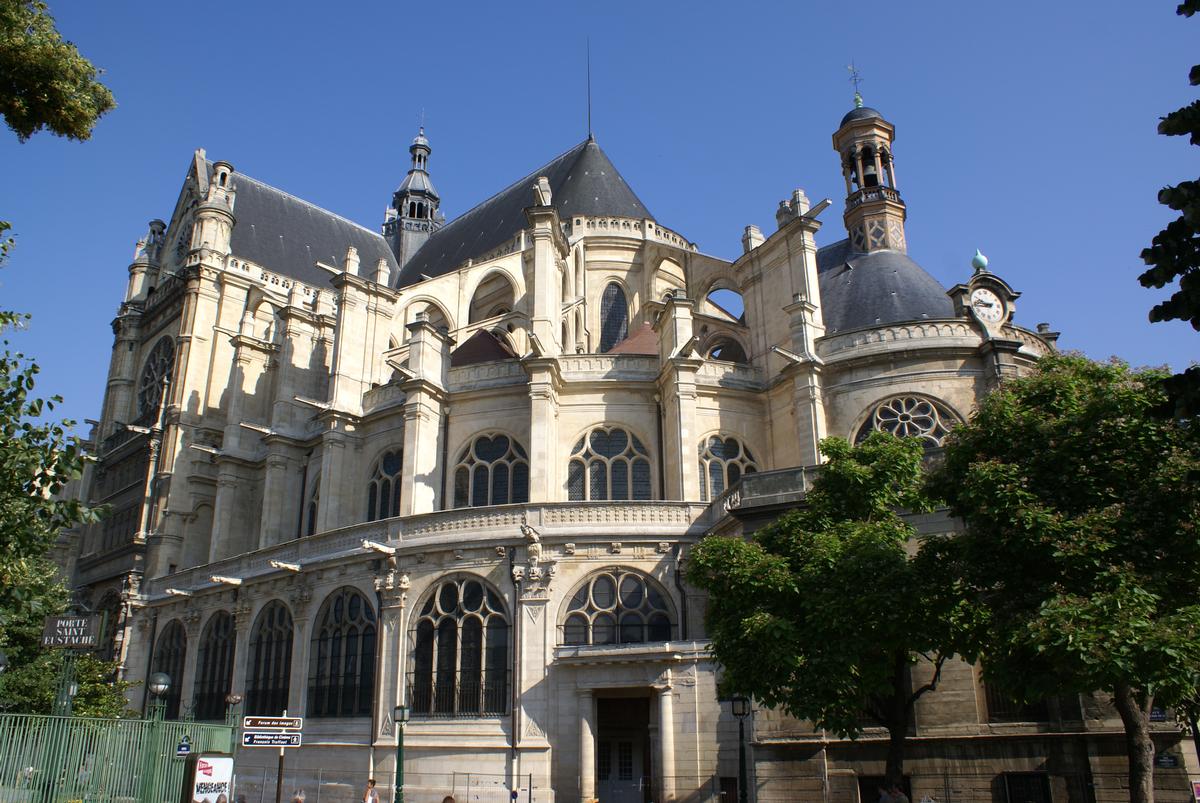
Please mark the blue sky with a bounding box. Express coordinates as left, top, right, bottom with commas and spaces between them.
0, 1, 1195, 430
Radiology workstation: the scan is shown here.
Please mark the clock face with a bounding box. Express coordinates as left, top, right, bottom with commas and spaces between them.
970, 287, 1005, 323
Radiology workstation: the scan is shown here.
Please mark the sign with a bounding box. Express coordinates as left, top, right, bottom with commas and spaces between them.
1191, 780, 1200, 802
41, 615, 99, 648
176, 735, 192, 759
180, 753, 234, 803
243, 716, 303, 730
1155, 752, 1180, 769
242, 732, 302, 748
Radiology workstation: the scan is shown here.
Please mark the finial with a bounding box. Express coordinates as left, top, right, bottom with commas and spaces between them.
586, 38, 593, 140
847, 62, 864, 107
971, 249, 989, 273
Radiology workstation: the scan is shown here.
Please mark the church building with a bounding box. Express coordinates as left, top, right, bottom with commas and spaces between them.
63, 95, 1189, 803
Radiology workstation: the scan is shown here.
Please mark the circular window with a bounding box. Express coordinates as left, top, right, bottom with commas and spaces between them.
855, 395, 959, 447
137, 337, 175, 421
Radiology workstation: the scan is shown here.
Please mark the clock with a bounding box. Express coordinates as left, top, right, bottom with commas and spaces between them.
969, 287, 1005, 323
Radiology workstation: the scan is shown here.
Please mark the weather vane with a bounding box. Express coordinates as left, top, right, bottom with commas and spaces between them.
847, 62, 864, 107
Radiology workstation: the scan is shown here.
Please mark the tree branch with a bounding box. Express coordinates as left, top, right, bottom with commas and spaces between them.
907, 652, 947, 709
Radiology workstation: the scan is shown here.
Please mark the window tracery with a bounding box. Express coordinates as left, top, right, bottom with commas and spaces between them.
136, 337, 175, 422
192, 611, 235, 720
151, 620, 186, 719
562, 569, 674, 646
308, 587, 376, 718
452, 434, 529, 508
854, 395, 958, 447
409, 577, 509, 717
567, 426, 652, 501
367, 450, 403, 521
698, 435, 758, 501
245, 601, 294, 716
598, 282, 628, 352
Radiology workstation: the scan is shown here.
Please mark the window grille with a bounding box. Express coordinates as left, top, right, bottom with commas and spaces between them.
192, 611, 235, 721
409, 578, 509, 717
1002, 773, 1052, 803
985, 683, 1049, 723
452, 434, 529, 508
136, 336, 175, 422
151, 619, 186, 719
308, 587, 376, 718
598, 283, 629, 352
562, 569, 674, 646
245, 601, 293, 716
367, 450, 403, 521
567, 427, 652, 501
698, 435, 758, 501
855, 395, 959, 447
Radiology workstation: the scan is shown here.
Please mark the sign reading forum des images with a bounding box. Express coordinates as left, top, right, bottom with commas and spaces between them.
182, 755, 234, 803
41, 615, 99, 648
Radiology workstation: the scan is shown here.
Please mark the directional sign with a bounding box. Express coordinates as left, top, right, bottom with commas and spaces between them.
243, 716, 303, 730
176, 735, 192, 758
242, 732, 302, 748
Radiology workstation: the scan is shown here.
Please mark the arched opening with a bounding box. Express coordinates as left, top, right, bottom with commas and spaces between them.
407, 300, 450, 332
245, 601, 294, 716
308, 587, 376, 718
705, 337, 749, 364
704, 287, 746, 326
192, 611, 235, 721
468, 272, 517, 324
151, 620, 186, 719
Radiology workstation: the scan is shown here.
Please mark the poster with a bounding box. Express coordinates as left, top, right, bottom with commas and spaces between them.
182, 754, 235, 803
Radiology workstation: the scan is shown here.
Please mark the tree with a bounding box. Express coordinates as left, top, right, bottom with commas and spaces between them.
1138, 1, 1200, 416
688, 433, 961, 786
930, 354, 1200, 803
0, 0, 115, 142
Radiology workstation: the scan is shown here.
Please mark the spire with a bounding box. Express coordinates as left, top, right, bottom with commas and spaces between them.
383, 126, 444, 273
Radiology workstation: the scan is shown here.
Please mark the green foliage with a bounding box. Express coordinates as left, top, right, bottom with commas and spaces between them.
931, 354, 1200, 707
689, 434, 957, 781
0, 0, 115, 142
1139, 3, 1200, 415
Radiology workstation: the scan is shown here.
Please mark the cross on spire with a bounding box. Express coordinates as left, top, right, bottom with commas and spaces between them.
847, 62, 864, 108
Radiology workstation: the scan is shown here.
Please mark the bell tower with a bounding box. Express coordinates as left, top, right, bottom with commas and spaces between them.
832, 94, 907, 253
384, 127, 444, 274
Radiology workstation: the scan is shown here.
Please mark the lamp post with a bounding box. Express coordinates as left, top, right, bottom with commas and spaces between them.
731, 696, 751, 803
141, 673, 171, 803
393, 704, 410, 803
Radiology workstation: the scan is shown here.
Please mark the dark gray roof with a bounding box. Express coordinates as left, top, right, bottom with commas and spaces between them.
840, 106, 884, 127
816, 239, 955, 333
220, 165, 398, 288
396, 138, 652, 288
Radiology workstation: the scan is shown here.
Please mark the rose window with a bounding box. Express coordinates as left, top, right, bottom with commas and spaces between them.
855, 395, 958, 447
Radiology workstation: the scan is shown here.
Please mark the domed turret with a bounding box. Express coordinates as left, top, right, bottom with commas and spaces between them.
832, 95, 905, 253
384, 126, 445, 272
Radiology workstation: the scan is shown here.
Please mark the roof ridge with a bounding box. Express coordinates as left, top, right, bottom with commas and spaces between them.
206, 160, 385, 240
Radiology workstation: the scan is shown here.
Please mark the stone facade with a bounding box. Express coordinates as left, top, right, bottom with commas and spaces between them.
62, 102, 1190, 803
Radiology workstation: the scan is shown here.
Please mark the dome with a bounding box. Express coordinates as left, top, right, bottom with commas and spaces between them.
411, 127, 430, 149
839, 106, 884, 127
816, 240, 956, 333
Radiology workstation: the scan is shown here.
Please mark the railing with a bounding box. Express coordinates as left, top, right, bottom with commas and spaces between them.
406, 673, 509, 718
0, 712, 233, 803
557, 622, 680, 647
845, 184, 902, 210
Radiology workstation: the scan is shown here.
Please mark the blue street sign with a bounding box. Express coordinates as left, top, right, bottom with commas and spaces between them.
175, 736, 191, 758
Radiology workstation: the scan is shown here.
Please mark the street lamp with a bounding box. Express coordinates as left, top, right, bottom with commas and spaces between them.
394, 704, 410, 803
141, 672, 172, 803
731, 696, 751, 803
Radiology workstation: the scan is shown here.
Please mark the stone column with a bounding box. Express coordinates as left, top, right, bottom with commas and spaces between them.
315, 429, 350, 532
657, 685, 677, 802
373, 566, 409, 748
399, 317, 451, 515
655, 293, 702, 501
230, 597, 254, 709
258, 454, 292, 548
525, 361, 560, 502
208, 470, 240, 562
579, 689, 596, 803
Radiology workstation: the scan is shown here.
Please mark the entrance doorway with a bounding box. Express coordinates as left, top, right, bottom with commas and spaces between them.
596, 696, 652, 803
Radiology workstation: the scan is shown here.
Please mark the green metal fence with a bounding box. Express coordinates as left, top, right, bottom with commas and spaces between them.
0, 713, 234, 803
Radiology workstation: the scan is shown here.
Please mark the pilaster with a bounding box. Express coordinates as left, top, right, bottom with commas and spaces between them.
524, 359, 561, 503
398, 317, 451, 516
373, 563, 410, 745
525, 182, 569, 358
655, 292, 702, 501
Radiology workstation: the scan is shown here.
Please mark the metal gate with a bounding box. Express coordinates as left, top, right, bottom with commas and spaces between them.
0, 713, 234, 803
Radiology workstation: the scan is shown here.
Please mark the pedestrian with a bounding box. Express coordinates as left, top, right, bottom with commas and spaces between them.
364, 779, 380, 803
877, 786, 893, 803
890, 784, 910, 803
441, 797, 455, 803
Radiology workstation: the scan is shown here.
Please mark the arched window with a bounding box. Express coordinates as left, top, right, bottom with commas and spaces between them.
855, 395, 959, 448
245, 601, 294, 716
150, 620, 186, 719
598, 282, 629, 353
137, 337, 175, 422
367, 450, 403, 521
699, 435, 758, 502
453, 434, 529, 508
567, 426, 652, 501
308, 587, 376, 718
409, 577, 509, 717
304, 473, 320, 537
562, 569, 674, 646
192, 611, 235, 720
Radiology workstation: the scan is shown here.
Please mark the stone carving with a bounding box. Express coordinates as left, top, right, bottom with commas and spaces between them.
610, 542, 623, 554
495, 546, 507, 557
520, 522, 542, 565
524, 718, 546, 738
563, 542, 576, 556
375, 563, 410, 607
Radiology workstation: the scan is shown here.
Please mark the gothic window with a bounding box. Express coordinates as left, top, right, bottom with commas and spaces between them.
567, 426, 653, 502
305, 474, 320, 537
150, 620, 186, 719
136, 337, 175, 422
453, 434, 529, 508
308, 587, 376, 718
699, 435, 758, 502
192, 611, 235, 720
367, 450, 403, 521
245, 601, 294, 717
409, 577, 509, 717
598, 282, 628, 353
561, 569, 674, 646
854, 395, 959, 448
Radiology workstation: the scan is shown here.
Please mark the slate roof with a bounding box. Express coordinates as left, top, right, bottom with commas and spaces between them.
816, 239, 955, 333
396, 138, 653, 288
221, 165, 398, 288
840, 106, 884, 127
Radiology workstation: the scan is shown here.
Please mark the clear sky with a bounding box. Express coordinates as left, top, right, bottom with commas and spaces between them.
0, 0, 1195, 430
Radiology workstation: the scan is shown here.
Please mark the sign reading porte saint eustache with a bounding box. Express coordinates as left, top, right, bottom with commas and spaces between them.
41, 615, 99, 648
243, 716, 302, 730
242, 732, 302, 748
